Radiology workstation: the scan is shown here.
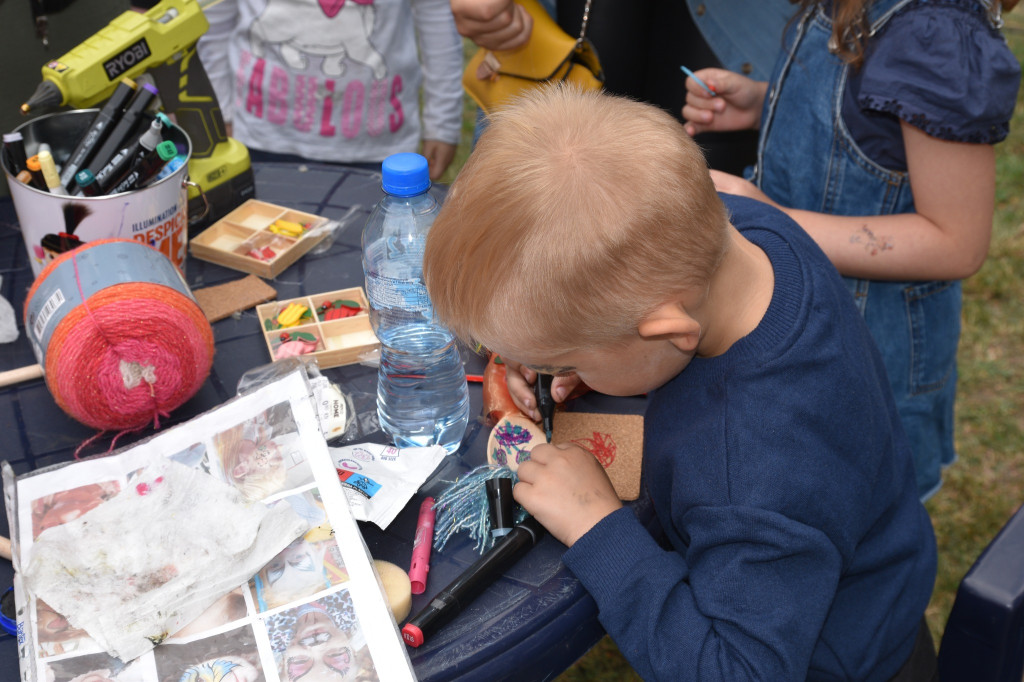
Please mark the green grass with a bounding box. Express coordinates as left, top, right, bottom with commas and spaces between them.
442, 17, 1024, 678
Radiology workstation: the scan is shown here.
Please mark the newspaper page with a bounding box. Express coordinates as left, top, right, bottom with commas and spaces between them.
2, 370, 416, 682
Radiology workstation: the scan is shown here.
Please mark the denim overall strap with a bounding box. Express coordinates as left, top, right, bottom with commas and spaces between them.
752, 0, 967, 501
752, 0, 915, 215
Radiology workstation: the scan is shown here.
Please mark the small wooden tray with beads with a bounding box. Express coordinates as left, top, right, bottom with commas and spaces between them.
256, 287, 379, 368
189, 199, 332, 278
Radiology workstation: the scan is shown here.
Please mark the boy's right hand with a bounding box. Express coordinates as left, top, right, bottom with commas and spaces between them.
514, 442, 622, 547
450, 0, 534, 52
681, 68, 769, 137
502, 359, 580, 423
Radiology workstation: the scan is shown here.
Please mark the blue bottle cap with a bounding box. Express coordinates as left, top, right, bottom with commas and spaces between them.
381, 153, 430, 196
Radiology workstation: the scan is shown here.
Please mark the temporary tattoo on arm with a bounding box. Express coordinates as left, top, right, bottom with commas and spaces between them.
850, 225, 894, 256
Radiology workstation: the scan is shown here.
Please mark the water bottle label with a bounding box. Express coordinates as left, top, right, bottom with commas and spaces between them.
366, 274, 432, 314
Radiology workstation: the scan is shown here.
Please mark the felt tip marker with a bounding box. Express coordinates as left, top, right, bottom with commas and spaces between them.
25, 155, 46, 190
485, 477, 515, 537
37, 146, 67, 195
59, 77, 137, 188
408, 496, 436, 595
3, 132, 28, 176
401, 516, 545, 647
84, 82, 159, 183
535, 373, 555, 442
680, 65, 717, 97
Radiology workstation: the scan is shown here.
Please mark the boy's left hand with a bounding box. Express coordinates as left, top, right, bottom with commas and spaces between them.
514, 442, 622, 547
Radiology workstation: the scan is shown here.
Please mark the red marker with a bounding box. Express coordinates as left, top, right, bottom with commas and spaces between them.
409, 496, 435, 594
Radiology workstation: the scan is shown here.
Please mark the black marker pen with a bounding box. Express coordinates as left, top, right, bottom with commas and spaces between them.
3, 132, 28, 176
59, 77, 137, 189
535, 373, 555, 442
485, 477, 515, 538
402, 516, 545, 647
92, 117, 164, 194
82, 82, 159, 186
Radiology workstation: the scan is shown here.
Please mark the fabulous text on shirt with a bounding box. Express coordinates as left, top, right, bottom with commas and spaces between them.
234, 50, 406, 139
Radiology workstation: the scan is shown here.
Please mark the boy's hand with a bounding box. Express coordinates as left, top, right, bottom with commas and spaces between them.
681, 68, 768, 137
514, 442, 622, 546
502, 359, 581, 421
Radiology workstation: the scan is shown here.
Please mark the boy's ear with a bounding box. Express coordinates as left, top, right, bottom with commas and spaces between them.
637, 301, 701, 353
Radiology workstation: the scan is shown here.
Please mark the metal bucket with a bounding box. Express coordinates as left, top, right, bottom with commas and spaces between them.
3, 109, 194, 278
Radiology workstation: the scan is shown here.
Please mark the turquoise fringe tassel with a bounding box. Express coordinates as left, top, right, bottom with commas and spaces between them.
432, 464, 528, 554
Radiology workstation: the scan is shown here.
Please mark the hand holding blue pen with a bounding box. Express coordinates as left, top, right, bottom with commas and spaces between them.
680, 65, 718, 97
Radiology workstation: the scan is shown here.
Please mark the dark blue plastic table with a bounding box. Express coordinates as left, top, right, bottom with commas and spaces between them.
0, 162, 652, 681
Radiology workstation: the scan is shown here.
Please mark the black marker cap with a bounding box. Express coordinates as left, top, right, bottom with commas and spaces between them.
486, 477, 515, 537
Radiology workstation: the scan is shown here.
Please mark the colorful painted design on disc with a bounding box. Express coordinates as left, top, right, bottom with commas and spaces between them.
485, 415, 546, 471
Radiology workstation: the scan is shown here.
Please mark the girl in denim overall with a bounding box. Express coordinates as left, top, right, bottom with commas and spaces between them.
681, 0, 1020, 500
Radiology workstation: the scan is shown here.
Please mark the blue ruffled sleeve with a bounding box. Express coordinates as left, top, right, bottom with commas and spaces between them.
856, 3, 1020, 145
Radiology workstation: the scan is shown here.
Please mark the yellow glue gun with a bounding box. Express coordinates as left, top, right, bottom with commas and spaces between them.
21, 0, 254, 227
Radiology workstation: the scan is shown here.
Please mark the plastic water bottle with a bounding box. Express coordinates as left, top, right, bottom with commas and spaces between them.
362, 153, 470, 453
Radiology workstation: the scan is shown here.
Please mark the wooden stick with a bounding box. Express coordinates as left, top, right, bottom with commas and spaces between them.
0, 364, 43, 388
0, 536, 11, 561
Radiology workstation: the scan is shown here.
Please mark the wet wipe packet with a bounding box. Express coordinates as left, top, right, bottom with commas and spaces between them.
329, 443, 446, 529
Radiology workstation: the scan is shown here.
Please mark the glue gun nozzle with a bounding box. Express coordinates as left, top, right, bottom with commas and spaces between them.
22, 81, 63, 115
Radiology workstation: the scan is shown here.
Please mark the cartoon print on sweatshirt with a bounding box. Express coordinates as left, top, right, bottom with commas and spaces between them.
249, 0, 385, 78
237, 0, 404, 141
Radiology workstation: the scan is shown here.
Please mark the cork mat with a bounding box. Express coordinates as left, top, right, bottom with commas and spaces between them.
486, 411, 644, 501
192, 275, 278, 323
552, 412, 643, 501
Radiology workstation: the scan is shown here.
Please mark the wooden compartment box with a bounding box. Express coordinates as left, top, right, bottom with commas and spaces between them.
189, 199, 331, 278
256, 288, 379, 368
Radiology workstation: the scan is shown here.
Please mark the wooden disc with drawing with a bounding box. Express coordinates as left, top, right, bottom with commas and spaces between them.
486, 414, 547, 471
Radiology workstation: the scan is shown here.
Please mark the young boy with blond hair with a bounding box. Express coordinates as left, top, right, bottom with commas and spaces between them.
423, 85, 938, 680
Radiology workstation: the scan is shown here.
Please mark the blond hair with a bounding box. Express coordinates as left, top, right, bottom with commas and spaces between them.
424, 84, 729, 356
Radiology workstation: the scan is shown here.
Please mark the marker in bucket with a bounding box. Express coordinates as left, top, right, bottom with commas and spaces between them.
150, 153, 187, 185
3, 132, 28, 175
85, 83, 159, 181
25, 155, 46, 190
59, 77, 137, 190
92, 117, 164, 194
108, 140, 177, 195
37, 147, 68, 195
74, 170, 101, 197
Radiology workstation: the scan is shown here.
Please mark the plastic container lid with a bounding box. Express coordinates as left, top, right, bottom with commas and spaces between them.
381, 153, 430, 197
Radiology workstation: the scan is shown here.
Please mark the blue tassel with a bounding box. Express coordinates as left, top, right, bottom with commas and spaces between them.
432, 465, 528, 554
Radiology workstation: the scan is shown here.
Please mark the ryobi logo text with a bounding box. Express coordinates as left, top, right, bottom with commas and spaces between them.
104, 39, 152, 80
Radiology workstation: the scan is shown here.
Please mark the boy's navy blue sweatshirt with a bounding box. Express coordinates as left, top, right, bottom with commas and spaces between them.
563, 195, 937, 681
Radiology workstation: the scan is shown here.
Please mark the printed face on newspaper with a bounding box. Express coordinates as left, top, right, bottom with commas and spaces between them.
4, 370, 415, 682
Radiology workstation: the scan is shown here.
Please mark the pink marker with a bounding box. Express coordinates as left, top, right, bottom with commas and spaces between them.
409, 496, 436, 594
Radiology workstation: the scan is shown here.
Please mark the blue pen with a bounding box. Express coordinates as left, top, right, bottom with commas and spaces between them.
680, 65, 717, 97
